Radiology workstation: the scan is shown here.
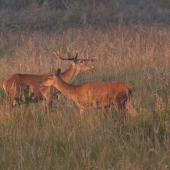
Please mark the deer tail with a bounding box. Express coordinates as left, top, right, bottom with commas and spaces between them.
126, 86, 136, 101
1, 81, 8, 94
132, 85, 137, 94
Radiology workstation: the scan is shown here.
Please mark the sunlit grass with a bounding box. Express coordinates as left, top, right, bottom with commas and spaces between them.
0, 24, 170, 169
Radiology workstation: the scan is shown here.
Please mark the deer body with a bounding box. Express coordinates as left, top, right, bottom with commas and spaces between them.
1, 49, 94, 113
41, 70, 139, 117
57, 82, 131, 109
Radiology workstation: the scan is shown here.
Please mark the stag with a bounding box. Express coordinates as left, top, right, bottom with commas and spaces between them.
1, 49, 95, 113
40, 69, 139, 117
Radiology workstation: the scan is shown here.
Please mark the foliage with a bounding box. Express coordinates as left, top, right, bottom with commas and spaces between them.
15, 85, 38, 105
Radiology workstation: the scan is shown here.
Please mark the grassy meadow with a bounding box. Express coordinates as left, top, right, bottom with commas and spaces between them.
0, 24, 170, 169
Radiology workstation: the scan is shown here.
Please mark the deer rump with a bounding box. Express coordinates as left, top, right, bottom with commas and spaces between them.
1, 73, 59, 106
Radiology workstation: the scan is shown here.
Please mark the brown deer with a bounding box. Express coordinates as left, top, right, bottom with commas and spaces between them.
1, 49, 95, 113
40, 69, 139, 117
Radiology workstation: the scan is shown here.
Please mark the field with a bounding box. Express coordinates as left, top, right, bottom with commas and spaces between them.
0, 24, 170, 169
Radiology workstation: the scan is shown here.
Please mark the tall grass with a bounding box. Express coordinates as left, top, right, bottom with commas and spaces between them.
0, 24, 170, 169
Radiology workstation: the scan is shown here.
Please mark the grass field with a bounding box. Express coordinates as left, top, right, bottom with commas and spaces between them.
0, 24, 170, 169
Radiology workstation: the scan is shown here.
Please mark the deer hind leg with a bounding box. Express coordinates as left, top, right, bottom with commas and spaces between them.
103, 106, 112, 119
115, 103, 127, 125
7, 85, 21, 110
121, 103, 128, 117
115, 102, 127, 124
114, 100, 127, 117
9, 96, 14, 110
9, 92, 20, 110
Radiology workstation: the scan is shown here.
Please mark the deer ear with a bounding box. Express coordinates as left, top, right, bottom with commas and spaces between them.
79, 60, 84, 63
56, 68, 61, 76
52, 69, 55, 75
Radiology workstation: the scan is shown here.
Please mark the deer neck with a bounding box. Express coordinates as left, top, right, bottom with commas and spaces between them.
60, 63, 80, 84
53, 76, 76, 100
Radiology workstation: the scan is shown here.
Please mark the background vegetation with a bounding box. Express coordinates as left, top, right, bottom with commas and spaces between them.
0, 0, 170, 30
0, 0, 170, 169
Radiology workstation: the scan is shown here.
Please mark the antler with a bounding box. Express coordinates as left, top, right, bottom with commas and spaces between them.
67, 47, 72, 59
75, 51, 78, 59
53, 48, 78, 60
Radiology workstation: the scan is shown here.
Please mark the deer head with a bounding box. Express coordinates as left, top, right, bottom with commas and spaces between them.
40, 69, 59, 87
53, 48, 95, 72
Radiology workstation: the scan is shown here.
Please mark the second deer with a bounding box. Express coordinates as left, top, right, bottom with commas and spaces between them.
40, 69, 139, 117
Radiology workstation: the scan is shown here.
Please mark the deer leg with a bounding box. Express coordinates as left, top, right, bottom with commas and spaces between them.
120, 103, 127, 117
47, 99, 52, 109
9, 96, 14, 111
42, 99, 48, 114
42, 97, 53, 114
103, 106, 112, 119
46, 99, 52, 114
115, 102, 127, 124
57, 94, 61, 100
9, 94, 18, 107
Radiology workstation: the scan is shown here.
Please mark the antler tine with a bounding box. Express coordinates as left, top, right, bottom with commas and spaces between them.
67, 47, 72, 59
75, 51, 78, 58
53, 50, 75, 60
53, 51, 62, 59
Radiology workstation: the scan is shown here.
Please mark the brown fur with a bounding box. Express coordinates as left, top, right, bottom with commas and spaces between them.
1, 57, 94, 113
41, 70, 139, 117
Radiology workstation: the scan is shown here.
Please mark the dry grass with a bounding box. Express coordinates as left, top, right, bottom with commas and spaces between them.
0, 24, 170, 169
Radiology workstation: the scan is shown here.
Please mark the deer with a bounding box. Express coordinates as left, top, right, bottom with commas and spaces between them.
1, 48, 95, 113
40, 69, 139, 117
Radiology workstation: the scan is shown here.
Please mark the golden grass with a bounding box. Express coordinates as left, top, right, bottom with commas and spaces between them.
0, 24, 170, 169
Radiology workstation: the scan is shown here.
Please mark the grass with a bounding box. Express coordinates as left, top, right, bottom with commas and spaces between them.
0, 24, 170, 169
